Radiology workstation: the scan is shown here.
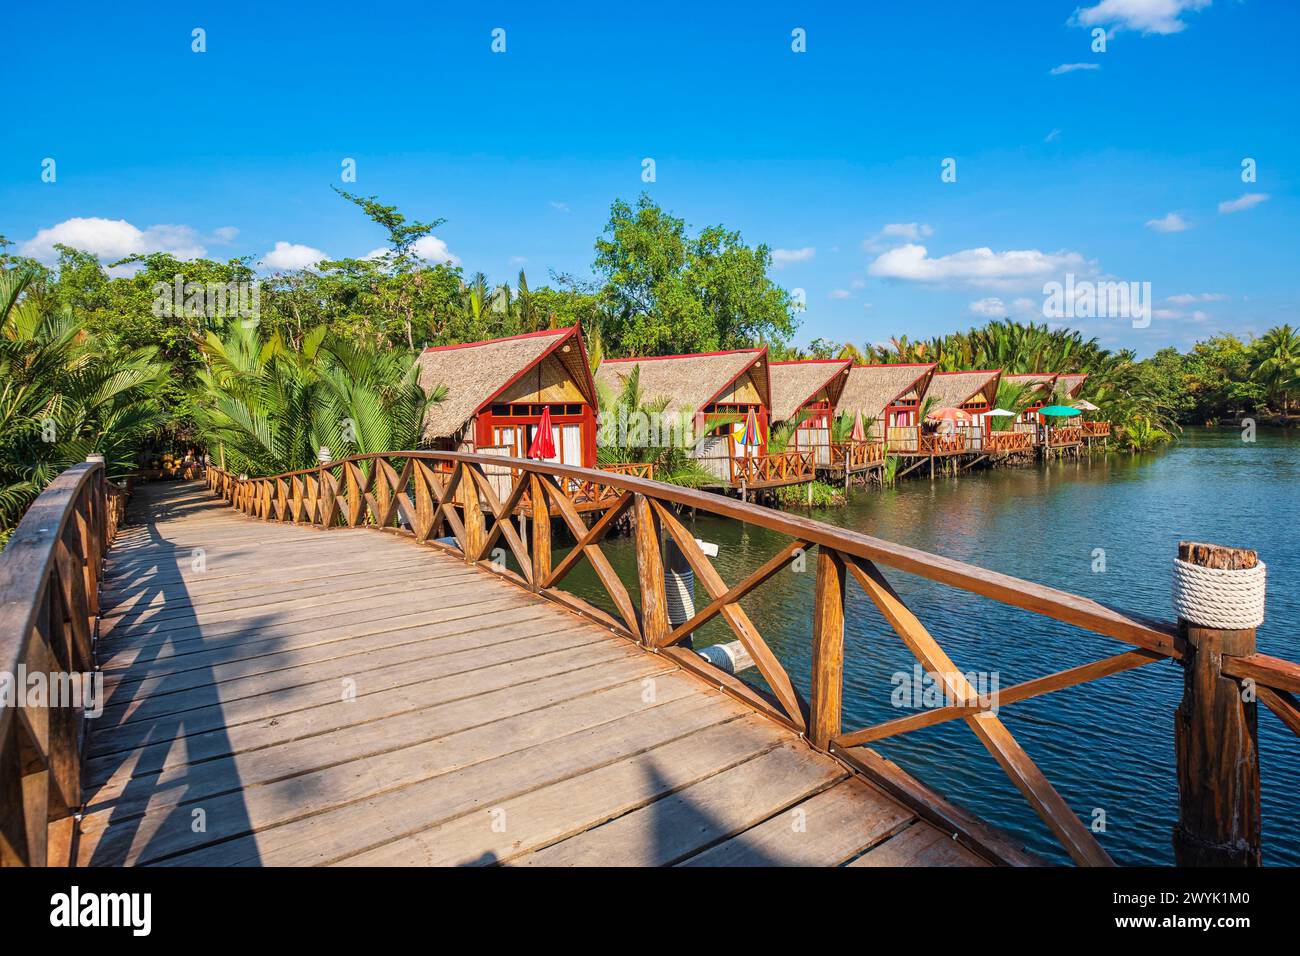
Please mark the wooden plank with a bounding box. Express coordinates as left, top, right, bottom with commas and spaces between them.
101, 599, 549, 708
339, 713, 789, 867
88, 624, 608, 759
85, 641, 646, 791
514, 741, 845, 867
82, 667, 707, 844
848, 821, 989, 867
679, 777, 915, 867
150, 696, 743, 866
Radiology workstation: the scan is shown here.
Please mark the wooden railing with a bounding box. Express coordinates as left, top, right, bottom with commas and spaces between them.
988, 431, 1033, 453
727, 450, 816, 485
887, 426, 968, 455
1048, 425, 1084, 446
0, 460, 126, 866
830, 439, 886, 471
200, 452, 1300, 866
1082, 421, 1111, 437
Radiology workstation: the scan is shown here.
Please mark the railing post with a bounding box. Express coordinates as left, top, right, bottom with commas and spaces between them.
1172, 541, 1263, 866
809, 547, 846, 750
461, 465, 486, 562
632, 494, 668, 647
529, 474, 551, 588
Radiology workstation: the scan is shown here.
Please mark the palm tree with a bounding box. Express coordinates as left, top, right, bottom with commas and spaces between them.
191, 322, 443, 478
594, 365, 727, 487
1254, 324, 1300, 416
1, 268, 171, 544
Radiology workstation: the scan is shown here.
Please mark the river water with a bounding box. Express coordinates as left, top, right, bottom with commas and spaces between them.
557, 427, 1298, 865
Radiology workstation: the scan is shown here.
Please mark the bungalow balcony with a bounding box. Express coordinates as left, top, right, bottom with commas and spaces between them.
694, 449, 817, 489
886, 426, 969, 456
1047, 425, 1085, 447
1082, 421, 1112, 437
825, 439, 886, 474
987, 431, 1034, 453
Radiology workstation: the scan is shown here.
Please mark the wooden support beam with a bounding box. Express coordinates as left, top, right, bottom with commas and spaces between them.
809, 548, 846, 750
632, 495, 669, 647
1172, 541, 1262, 867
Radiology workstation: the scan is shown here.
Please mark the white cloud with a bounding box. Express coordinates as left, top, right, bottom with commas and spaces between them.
212, 226, 240, 243
19, 217, 207, 264
1050, 62, 1101, 75
1072, 0, 1212, 36
829, 288, 852, 300
868, 243, 1090, 290
1167, 292, 1226, 304
1045, 128, 1062, 143
862, 223, 934, 253
262, 241, 328, 271
363, 235, 460, 266
410, 235, 459, 265
1218, 192, 1270, 214
549, 201, 570, 213
969, 297, 1007, 317
1145, 212, 1191, 233
771, 246, 816, 268
509, 255, 528, 265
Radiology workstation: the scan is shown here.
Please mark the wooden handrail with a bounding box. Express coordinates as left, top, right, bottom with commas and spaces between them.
201, 451, 1295, 866
0, 461, 126, 866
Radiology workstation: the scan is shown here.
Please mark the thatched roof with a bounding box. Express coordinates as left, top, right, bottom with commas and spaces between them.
768, 359, 851, 422
923, 369, 1002, 409
1055, 373, 1089, 398
416, 326, 595, 439
1003, 372, 1058, 398
595, 349, 769, 416
838, 363, 936, 424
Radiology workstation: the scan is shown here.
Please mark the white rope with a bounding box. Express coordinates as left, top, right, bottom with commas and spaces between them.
1172, 558, 1267, 630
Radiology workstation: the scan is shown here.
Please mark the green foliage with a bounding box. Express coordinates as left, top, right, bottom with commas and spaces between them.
0, 268, 171, 544
774, 480, 843, 508
593, 194, 797, 356
593, 364, 721, 488
191, 322, 441, 478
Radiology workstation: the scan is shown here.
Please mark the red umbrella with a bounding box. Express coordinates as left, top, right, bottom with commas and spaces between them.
850, 411, 866, 442
528, 406, 557, 459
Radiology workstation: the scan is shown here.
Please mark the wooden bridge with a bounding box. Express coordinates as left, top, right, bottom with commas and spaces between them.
2, 453, 1297, 867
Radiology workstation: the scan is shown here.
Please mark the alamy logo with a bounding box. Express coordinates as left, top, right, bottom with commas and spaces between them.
50, 886, 151, 936
1042, 273, 1151, 329
152, 275, 261, 324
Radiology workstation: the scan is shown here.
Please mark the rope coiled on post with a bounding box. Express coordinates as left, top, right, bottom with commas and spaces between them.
1172, 558, 1267, 630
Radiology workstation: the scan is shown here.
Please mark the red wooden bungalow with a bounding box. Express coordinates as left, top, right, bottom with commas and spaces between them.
768, 358, 852, 464
416, 326, 598, 468
838, 363, 938, 437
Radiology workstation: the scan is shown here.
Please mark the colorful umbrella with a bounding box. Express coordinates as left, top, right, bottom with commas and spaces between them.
740, 407, 762, 449
850, 411, 866, 442
925, 406, 972, 424
1038, 405, 1082, 417
527, 406, 557, 459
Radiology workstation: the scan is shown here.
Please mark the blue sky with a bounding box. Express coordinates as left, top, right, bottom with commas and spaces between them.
4, 0, 1296, 356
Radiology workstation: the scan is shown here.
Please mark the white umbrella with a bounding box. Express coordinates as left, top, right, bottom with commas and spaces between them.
1073, 400, 1100, 412
979, 408, 1017, 417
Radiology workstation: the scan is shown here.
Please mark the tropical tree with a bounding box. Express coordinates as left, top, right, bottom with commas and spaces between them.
593, 364, 727, 487
191, 322, 442, 478
1, 268, 171, 544
1253, 324, 1300, 416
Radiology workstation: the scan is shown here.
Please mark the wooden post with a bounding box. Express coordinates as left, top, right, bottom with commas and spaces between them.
530, 474, 551, 589
809, 548, 846, 750
461, 466, 486, 562
632, 494, 668, 647
1172, 541, 1262, 867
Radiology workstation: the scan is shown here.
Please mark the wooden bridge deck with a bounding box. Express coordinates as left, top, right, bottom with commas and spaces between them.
76, 480, 989, 867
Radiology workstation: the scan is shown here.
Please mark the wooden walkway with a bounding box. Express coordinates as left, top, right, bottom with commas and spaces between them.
76, 481, 989, 867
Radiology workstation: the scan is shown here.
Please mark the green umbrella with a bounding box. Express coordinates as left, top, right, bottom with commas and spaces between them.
1038, 404, 1081, 417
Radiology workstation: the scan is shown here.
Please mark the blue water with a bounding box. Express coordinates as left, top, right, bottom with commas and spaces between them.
559, 427, 1300, 864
